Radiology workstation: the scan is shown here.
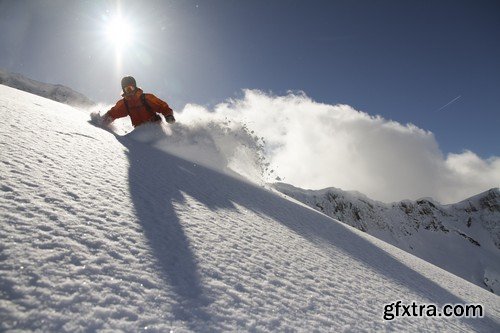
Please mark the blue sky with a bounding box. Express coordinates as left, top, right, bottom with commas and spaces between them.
0, 0, 499, 158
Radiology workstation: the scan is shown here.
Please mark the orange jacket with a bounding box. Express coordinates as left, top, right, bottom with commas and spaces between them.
104, 88, 174, 127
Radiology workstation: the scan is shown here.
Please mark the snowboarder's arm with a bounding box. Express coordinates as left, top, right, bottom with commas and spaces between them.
145, 94, 174, 118
103, 100, 128, 124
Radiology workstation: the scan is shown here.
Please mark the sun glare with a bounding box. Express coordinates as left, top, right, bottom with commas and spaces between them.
106, 16, 133, 50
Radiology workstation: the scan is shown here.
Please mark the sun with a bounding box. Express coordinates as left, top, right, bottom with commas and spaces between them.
106, 15, 134, 50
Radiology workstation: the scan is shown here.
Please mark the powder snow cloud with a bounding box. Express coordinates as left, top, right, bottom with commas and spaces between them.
178, 90, 499, 204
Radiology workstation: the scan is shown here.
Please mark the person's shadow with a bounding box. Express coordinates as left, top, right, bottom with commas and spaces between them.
113, 128, 499, 332
114, 133, 216, 329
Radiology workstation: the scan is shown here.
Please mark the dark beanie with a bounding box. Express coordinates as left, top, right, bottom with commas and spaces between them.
121, 76, 136, 89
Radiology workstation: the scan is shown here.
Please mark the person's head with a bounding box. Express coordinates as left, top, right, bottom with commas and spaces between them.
121, 76, 137, 94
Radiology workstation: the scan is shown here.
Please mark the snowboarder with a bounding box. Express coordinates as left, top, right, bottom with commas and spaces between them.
101, 76, 176, 127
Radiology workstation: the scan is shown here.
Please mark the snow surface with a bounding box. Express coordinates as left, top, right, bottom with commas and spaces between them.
1, 84, 499, 331
272, 183, 500, 295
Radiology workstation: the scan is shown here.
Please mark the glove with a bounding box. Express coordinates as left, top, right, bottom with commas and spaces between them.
101, 113, 113, 126
91, 112, 111, 126
165, 115, 176, 124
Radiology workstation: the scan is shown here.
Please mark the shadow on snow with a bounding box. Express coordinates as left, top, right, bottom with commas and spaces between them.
114, 129, 497, 332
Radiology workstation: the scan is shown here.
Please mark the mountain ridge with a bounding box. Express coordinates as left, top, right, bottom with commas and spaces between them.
0, 68, 95, 107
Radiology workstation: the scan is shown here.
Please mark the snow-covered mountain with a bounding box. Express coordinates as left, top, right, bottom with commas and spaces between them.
272, 183, 500, 295
0, 68, 95, 107
1, 84, 499, 332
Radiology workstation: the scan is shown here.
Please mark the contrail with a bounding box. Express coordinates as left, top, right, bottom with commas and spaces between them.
436, 95, 462, 111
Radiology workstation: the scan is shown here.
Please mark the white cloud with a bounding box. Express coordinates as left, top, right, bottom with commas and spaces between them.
179, 90, 499, 204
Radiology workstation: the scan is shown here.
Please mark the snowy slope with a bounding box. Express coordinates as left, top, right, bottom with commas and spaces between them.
1, 84, 499, 332
0, 68, 95, 107
272, 183, 500, 295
